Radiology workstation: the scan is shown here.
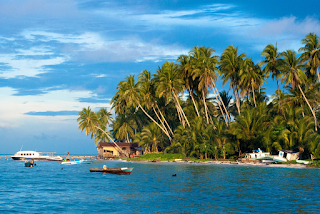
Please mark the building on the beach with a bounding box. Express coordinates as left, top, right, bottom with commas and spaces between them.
278, 149, 299, 161
96, 142, 143, 158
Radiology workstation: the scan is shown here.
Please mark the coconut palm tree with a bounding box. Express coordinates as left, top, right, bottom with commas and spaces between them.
260, 44, 284, 109
190, 46, 229, 125
155, 61, 190, 127
220, 45, 246, 115
299, 33, 320, 83
141, 122, 164, 153
113, 114, 137, 143
279, 50, 320, 130
138, 70, 173, 137
177, 54, 200, 118
78, 107, 126, 156
115, 74, 172, 140
240, 58, 263, 107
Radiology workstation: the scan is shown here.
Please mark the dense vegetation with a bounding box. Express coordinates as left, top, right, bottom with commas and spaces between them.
78, 33, 320, 160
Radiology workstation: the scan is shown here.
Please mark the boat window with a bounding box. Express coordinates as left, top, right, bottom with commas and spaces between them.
122, 147, 126, 150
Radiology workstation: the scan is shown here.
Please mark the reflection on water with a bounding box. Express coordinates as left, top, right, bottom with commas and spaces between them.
0, 160, 319, 213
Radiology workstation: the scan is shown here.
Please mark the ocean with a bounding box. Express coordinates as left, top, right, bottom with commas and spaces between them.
1, 159, 319, 213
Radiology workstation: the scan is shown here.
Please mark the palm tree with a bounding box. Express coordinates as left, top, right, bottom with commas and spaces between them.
279, 50, 320, 130
141, 122, 164, 153
299, 33, 320, 83
115, 75, 172, 140
113, 114, 137, 143
260, 44, 284, 110
77, 107, 126, 156
220, 45, 246, 115
240, 58, 263, 107
138, 70, 173, 137
190, 46, 229, 125
177, 54, 200, 118
155, 61, 190, 127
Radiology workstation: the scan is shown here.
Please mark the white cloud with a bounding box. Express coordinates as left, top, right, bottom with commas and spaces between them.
0, 87, 111, 128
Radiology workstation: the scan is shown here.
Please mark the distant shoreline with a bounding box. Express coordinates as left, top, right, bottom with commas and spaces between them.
124, 159, 318, 169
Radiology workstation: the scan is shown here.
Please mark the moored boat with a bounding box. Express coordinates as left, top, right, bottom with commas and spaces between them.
296, 160, 310, 165
25, 159, 35, 167
11, 151, 63, 161
61, 159, 94, 165
90, 167, 133, 175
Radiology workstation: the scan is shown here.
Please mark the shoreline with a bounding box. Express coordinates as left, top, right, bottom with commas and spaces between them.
124, 159, 316, 169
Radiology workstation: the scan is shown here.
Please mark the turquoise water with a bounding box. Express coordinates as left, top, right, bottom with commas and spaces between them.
1, 160, 319, 213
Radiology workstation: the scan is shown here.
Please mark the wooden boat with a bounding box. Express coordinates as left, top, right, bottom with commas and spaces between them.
25, 159, 35, 167
90, 167, 133, 175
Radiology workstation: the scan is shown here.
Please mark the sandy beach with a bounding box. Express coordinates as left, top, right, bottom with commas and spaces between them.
125, 159, 314, 169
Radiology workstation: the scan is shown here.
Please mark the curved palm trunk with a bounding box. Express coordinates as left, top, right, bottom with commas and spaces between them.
152, 106, 170, 137
156, 104, 174, 136
252, 84, 257, 107
298, 85, 319, 131
188, 87, 200, 118
172, 90, 190, 127
138, 104, 172, 140
202, 90, 209, 124
126, 132, 129, 143
95, 126, 128, 157
211, 80, 231, 122
212, 86, 228, 126
232, 85, 241, 115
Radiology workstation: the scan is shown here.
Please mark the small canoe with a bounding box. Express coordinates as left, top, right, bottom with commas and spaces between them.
90, 167, 133, 175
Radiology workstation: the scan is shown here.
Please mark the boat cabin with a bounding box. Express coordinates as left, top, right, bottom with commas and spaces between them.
245, 148, 271, 159
97, 142, 143, 158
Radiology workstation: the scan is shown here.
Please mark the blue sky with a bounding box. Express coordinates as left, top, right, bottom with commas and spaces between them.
1, 0, 320, 154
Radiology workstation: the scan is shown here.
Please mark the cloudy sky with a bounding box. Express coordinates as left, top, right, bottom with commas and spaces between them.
1, 0, 320, 154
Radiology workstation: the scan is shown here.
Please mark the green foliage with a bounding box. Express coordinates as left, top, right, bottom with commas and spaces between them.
130, 153, 187, 161
79, 33, 320, 161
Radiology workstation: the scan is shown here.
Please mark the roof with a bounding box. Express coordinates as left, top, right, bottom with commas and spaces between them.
97, 142, 132, 148
279, 149, 299, 154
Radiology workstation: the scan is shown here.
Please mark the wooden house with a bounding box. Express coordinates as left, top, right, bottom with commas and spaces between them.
97, 142, 143, 158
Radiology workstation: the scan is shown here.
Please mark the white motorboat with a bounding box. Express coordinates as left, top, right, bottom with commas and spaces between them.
241, 148, 273, 161
11, 151, 62, 161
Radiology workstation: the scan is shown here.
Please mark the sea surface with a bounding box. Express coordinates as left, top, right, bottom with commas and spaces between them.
0, 159, 320, 213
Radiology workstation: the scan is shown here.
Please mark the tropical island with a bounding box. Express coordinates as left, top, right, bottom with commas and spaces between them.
77, 33, 320, 167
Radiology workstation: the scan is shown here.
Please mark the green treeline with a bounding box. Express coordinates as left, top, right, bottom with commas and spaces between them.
78, 33, 320, 160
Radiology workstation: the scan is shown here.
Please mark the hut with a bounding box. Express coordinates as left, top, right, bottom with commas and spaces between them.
97, 142, 143, 159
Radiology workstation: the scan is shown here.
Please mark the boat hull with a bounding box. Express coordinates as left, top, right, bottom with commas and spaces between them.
90, 167, 133, 175
12, 157, 48, 161
61, 160, 93, 165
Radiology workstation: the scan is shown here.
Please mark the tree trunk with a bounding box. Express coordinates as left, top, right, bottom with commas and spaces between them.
156, 104, 174, 136
252, 84, 257, 107
233, 85, 241, 115
153, 106, 170, 137
95, 126, 128, 157
138, 104, 172, 140
172, 89, 190, 127
188, 87, 200, 118
202, 90, 209, 124
211, 80, 231, 122
298, 84, 319, 131
212, 85, 228, 126
301, 104, 305, 117
317, 66, 320, 84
